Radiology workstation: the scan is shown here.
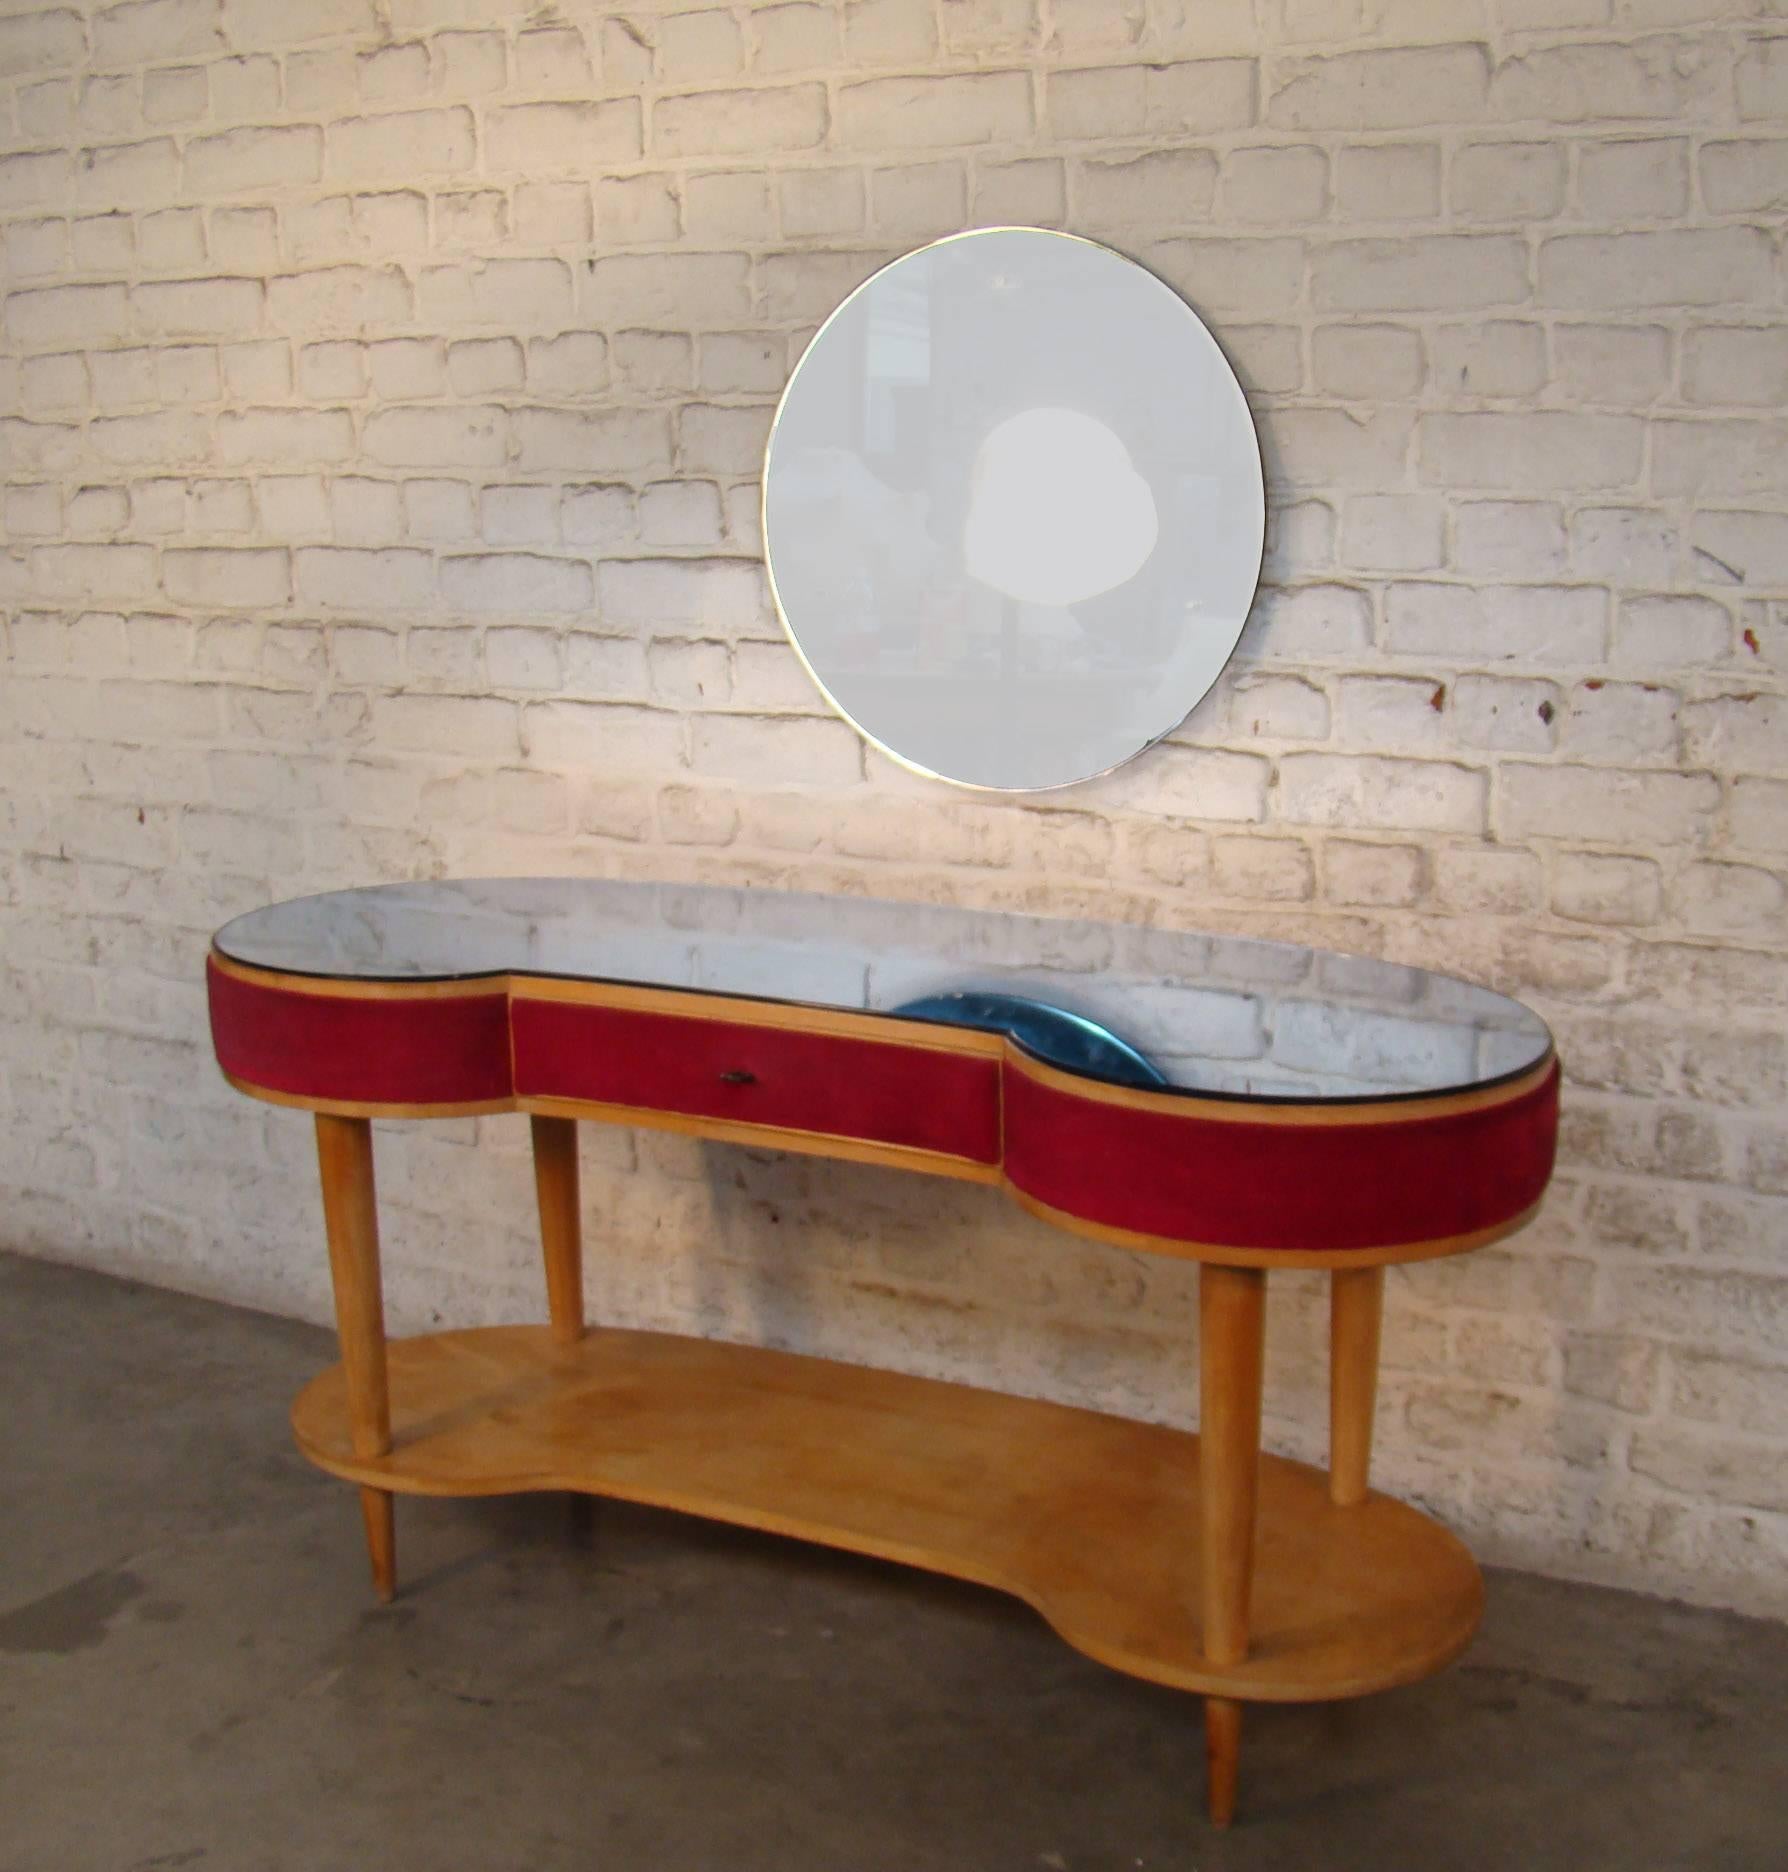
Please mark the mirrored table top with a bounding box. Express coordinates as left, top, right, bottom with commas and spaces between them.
215, 878, 1552, 1107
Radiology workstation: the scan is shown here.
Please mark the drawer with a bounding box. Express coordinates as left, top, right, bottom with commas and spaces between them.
511, 994, 1002, 1166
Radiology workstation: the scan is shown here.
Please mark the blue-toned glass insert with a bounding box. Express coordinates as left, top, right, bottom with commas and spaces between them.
892, 991, 1169, 1090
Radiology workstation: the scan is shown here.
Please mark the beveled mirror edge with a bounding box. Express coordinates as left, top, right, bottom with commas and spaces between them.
758, 225, 1269, 797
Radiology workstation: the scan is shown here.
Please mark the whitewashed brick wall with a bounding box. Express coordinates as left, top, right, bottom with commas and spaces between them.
3, 0, 1785, 1617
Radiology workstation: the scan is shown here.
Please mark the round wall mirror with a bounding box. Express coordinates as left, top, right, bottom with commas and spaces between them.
761, 227, 1266, 793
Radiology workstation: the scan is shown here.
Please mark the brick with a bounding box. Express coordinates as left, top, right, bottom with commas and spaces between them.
584, 253, 752, 324
1700, 138, 1788, 215
1631, 1427, 1788, 1515
76, 139, 180, 208
1333, 142, 1440, 219
1552, 853, 1662, 926
1690, 515, 1788, 591
513, 408, 668, 474
267, 266, 413, 333
217, 407, 355, 464
330, 109, 475, 180
142, 65, 207, 125
521, 702, 684, 778
1312, 235, 1529, 312
1670, 862, 1787, 942
1539, 229, 1774, 310
562, 485, 636, 548
364, 406, 506, 468
1419, 412, 1642, 493
691, 714, 860, 785
486, 101, 641, 172
757, 3, 841, 70
596, 174, 680, 245
295, 548, 433, 610
873, 161, 967, 234
1682, 691, 1788, 771
1615, 593, 1729, 670
1149, 236, 1305, 318
1454, 675, 1563, 753
1078, 149, 1217, 224
656, 84, 827, 156
139, 209, 207, 272
1654, 422, 1788, 500
598, 558, 765, 630
212, 53, 280, 119
973, 156, 1065, 225
1551, 324, 1672, 409
441, 554, 593, 615
1498, 765, 1719, 845
1568, 509, 1673, 589
373, 694, 519, 760
1579, 137, 1689, 220
162, 548, 290, 608
1324, 839, 1424, 908
419, 259, 574, 331
91, 410, 208, 463
1682, 328, 1788, 409
1269, 45, 1488, 129
840, 72, 1032, 148
1450, 142, 1565, 220
133, 276, 263, 338
0, 9, 84, 74
28, 544, 157, 602
1278, 754, 1487, 834
1310, 323, 1422, 399
0, 153, 74, 215
1241, 583, 1366, 660
781, 168, 866, 237
678, 404, 772, 475
1736, 36, 1788, 121
185, 126, 321, 195
1563, 680, 1679, 763
6, 284, 129, 346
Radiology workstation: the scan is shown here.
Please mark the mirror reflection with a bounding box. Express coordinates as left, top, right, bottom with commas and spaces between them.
763, 228, 1266, 792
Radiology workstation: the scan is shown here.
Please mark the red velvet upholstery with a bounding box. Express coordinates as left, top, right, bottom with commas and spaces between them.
209, 954, 1557, 1255
1002, 1058, 1559, 1253
207, 959, 512, 1106
511, 997, 1002, 1164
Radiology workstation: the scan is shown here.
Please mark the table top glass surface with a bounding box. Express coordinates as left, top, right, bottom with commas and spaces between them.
215, 878, 1552, 1106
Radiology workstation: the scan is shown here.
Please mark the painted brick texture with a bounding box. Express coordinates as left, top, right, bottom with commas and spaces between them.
1, 1, 1785, 1618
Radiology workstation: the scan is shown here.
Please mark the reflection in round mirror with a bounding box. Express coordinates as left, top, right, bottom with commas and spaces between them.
762, 228, 1266, 793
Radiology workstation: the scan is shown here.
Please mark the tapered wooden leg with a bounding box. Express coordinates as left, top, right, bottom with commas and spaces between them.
1199, 1262, 1267, 1827
315, 1114, 396, 1603
1330, 1265, 1385, 1508
1204, 1697, 1243, 1830
530, 1114, 584, 1344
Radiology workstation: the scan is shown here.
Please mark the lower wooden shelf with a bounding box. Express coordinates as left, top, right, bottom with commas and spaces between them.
291, 1324, 1483, 1705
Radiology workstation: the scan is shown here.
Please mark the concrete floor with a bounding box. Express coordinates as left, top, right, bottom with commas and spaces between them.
2, 1253, 1784, 1872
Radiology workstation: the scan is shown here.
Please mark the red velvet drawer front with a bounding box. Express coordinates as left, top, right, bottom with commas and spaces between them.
512, 997, 1002, 1165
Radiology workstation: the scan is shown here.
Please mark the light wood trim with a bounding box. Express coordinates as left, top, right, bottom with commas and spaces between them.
211, 951, 505, 1002
1008, 1046, 1556, 1127
291, 1324, 1486, 1705
314, 1114, 396, 1604
1330, 1266, 1385, 1508
1205, 1697, 1242, 1829
1200, 1265, 1267, 1670
514, 974, 1004, 1056
220, 1069, 515, 1121
531, 1115, 583, 1344
520, 1095, 1005, 1183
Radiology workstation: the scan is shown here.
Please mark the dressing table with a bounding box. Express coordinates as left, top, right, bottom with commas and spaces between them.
207, 877, 1558, 1825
